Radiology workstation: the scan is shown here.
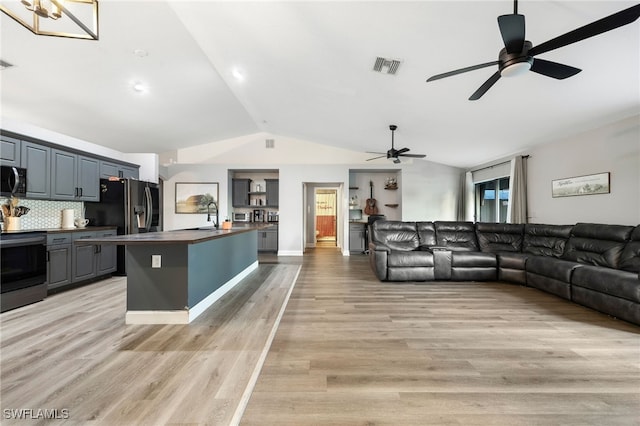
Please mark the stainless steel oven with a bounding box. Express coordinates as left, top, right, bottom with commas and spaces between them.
0, 232, 47, 312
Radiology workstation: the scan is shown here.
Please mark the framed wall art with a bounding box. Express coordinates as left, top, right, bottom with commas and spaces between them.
175, 182, 218, 214
551, 172, 610, 198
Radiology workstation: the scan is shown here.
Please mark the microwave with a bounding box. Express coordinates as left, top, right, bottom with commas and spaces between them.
233, 212, 251, 222
0, 166, 27, 197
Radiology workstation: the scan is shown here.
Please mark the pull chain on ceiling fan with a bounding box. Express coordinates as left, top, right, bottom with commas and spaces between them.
426, 1, 640, 100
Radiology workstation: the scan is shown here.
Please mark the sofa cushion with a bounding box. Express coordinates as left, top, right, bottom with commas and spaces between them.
476, 223, 524, 253
526, 256, 581, 282
451, 251, 496, 267
562, 223, 634, 268
371, 221, 419, 251
619, 226, 640, 273
416, 222, 437, 247
388, 251, 435, 267
434, 221, 478, 251
523, 224, 573, 257
572, 265, 640, 303
497, 252, 528, 270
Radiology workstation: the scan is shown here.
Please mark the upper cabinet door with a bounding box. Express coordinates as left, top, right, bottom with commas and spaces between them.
77, 155, 100, 201
0, 135, 21, 167
265, 179, 279, 207
51, 149, 78, 200
21, 142, 51, 199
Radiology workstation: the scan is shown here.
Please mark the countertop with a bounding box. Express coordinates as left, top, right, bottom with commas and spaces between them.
73, 223, 276, 245
1, 226, 117, 235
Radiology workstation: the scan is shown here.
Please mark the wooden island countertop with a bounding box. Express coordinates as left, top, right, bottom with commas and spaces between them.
74, 223, 276, 246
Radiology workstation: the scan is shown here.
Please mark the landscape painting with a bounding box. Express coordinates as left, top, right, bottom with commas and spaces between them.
175, 182, 218, 213
551, 172, 610, 198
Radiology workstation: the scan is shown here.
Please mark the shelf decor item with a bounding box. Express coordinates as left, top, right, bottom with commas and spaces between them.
175, 182, 219, 214
551, 172, 610, 198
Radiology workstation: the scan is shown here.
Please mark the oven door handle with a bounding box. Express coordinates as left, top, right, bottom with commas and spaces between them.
0, 237, 46, 248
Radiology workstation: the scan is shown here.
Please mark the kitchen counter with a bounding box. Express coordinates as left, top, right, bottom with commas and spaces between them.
1, 226, 117, 235
73, 224, 265, 325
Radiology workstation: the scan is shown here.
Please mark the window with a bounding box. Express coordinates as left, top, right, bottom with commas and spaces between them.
475, 177, 510, 223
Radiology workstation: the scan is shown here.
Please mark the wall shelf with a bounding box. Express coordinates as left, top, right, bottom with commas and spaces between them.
384, 203, 399, 208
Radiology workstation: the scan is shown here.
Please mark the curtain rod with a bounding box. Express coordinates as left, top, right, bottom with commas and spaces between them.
470, 155, 529, 174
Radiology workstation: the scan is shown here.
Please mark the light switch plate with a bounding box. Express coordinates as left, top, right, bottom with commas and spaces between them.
151, 255, 161, 268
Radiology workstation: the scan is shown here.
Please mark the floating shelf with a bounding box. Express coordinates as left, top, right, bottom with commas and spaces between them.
349, 186, 359, 190
384, 204, 399, 208
384, 186, 398, 190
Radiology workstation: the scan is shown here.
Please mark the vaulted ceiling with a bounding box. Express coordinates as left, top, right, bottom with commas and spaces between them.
1, 1, 638, 168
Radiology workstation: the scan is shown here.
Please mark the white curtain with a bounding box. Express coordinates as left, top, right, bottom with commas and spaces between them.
507, 155, 528, 223
457, 171, 474, 221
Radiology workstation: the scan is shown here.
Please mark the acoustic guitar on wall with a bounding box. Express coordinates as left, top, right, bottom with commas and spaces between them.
364, 180, 378, 215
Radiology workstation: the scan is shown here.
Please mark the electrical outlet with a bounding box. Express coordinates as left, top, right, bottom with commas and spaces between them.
151, 255, 161, 268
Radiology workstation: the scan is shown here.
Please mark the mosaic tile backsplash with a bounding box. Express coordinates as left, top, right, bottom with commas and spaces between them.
0, 198, 84, 230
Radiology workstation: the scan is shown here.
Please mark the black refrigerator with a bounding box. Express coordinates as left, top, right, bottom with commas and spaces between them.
85, 178, 162, 275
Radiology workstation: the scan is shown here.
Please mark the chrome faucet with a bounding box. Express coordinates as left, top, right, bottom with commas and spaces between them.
207, 201, 219, 229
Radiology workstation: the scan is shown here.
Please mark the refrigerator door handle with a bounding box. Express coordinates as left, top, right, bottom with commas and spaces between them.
144, 186, 153, 232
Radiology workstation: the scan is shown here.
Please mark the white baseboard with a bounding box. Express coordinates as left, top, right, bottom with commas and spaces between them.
278, 250, 304, 256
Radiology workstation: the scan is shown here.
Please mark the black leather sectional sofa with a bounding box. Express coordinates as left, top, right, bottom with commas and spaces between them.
368, 221, 640, 326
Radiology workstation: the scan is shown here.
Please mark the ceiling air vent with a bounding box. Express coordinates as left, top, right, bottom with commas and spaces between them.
373, 57, 401, 75
0, 60, 14, 71
265, 139, 275, 149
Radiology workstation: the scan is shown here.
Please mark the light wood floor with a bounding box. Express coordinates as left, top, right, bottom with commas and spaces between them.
242, 248, 640, 425
2, 248, 639, 425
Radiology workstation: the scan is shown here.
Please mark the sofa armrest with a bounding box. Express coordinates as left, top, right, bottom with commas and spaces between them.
369, 242, 390, 281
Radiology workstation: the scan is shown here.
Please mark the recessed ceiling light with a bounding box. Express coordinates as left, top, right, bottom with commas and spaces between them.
232, 68, 244, 81
132, 81, 147, 93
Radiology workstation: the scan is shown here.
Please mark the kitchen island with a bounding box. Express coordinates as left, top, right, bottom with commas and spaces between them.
77, 224, 273, 324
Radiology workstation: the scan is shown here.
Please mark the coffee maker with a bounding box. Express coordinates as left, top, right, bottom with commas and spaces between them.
253, 209, 265, 222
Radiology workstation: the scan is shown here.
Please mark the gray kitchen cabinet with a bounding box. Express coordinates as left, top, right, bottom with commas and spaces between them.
51, 149, 78, 200
46, 233, 72, 290
232, 178, 251, 207
21, 141, 51, 199
100, 160, 139, 180
349, 222, 366, 253
51, 149, 100, 201
119, 165, 139, 179
258, 225, 278, 252
71, 231, 98, 282
77, 155, 99, 201
96, 230, 117, 275
265, 179, 279, 207
0, 135, 21, 166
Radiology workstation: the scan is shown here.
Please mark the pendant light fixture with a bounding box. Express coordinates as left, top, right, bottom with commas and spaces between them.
1, 0, 99, 40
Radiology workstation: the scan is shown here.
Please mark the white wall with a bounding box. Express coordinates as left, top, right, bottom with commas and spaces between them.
526, 115, 639, 226
164, 133, 463, 255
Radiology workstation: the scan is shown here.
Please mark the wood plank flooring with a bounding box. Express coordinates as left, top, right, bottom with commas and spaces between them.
241, 248, 640, 425
1, 248, 639, 425
1, 262, 301, 425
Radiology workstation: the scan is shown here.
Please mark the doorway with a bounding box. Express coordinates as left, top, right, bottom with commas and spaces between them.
315, 189, 337, 246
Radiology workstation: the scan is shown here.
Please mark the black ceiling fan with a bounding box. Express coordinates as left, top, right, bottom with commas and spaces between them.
367, 125, 426, 164
426, 1, 640, 100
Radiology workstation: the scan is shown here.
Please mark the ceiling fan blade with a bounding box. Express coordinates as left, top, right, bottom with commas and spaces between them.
396, 147, 410, 155
366, 155, 387, 161
528, 4, 640, 57
498, 14, 526, 53
469, 71, 501, 101
398, 153, 426, 158
366, 151, 386, 155
530, 58, 581, 79
426, 61, 499, 82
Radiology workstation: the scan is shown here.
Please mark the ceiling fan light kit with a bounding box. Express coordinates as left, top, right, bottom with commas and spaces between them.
1, 0, 99, 40
426, 1, 640, 100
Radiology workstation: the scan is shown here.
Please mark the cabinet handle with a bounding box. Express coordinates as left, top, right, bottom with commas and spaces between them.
80, 187, 83, 197
46, 251, 50, 262
74, 187, 78, 197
